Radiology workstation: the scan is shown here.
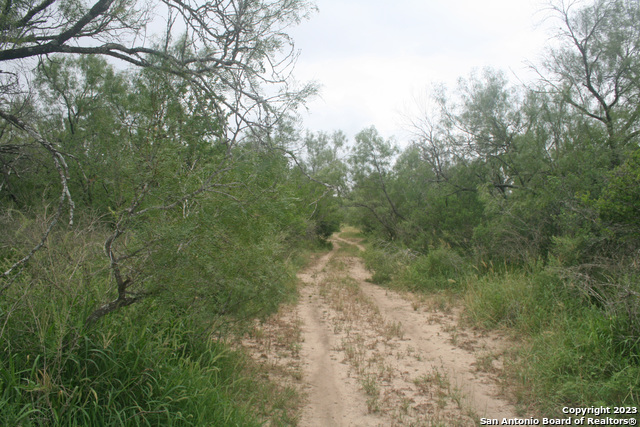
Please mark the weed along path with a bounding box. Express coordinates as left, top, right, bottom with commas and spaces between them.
242, 233, 520, 426
296, 248, 383, 426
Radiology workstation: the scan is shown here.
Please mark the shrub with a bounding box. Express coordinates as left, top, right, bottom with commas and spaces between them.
399, 247, 468, 292
463, 267, 640, 413
361, 243, 402, 284
0, 307, 262, 426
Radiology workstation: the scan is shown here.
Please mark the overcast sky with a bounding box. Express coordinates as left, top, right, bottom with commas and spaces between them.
288, 0, 555, 141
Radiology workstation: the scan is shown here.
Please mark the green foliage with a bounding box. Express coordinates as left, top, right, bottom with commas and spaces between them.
348, 126, 403, 240
361, 243, 401, 284
512, 313, 640, 413
398, 247, 468, 292
283, 130, 347, 241
463, 267, 640, 412
464, 268, 563, 333
0, 42, 323, 424
544, 0, 640, 166
362, 241, 468, 293
0, 0, 324, 423
3, 0, 640, 420
389, 146, 483, 252
358, 231, 640, 411
2, 56, 312, 322
598, 147, 640, 234
345, 3, 640, 412
0, 308, 265, 426
0, 199, 304, 424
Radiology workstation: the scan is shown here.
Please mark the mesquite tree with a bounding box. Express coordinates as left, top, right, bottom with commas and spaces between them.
542, 0, 640, 166
0, 0, 316, 322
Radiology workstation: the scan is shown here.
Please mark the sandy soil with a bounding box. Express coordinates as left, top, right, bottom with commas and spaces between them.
243, 234, 521, 426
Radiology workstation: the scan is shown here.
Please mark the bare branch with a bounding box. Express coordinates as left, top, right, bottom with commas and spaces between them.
0, 108, 75, 287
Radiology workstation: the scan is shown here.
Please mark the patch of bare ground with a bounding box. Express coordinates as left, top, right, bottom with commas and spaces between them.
242, 235, 521, 426
238, 301, 305, 425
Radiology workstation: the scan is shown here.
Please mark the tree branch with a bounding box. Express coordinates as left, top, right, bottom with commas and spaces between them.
0, 108, 75, 288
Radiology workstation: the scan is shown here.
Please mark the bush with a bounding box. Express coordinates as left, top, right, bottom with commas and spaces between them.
399, 247, 468, 292
508, 306, 640, 415
361, 243, 403, 284
0, 207, 303, 425
464, 269, 562, 333
463, 267, 640, 414
598, 148, 640, 233
0, 307, 262, 426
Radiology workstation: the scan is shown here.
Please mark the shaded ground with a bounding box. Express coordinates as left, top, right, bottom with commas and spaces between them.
242, 233, 520, 426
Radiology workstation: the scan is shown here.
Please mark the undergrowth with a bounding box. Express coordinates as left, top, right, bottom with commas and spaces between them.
465, 267, 640, 415
362, 242, 467, 293
0, 308, 262, 426
361, 239, 640, 416
0, 212, 308, 425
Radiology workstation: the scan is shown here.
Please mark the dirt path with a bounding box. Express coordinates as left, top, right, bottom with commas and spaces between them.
243, 234, 520, 426
296, 249, 384, 426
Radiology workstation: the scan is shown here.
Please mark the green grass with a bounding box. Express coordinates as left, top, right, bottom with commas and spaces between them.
359, 238, 640, 416
464, 267, 640, 415
0, 302, 305, 426
339, 226, 365, 240
335, 241, 362, 256
2, 308, 236, 425
505, 307, 640, 415
398, 247, 467, 292
0, 212, 306, 426
361, 244, 401, 285
362, 243, 467, 293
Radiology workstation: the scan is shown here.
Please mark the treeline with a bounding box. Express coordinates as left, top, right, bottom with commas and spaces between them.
344, 0, 640, 413
0, 0, 341, 424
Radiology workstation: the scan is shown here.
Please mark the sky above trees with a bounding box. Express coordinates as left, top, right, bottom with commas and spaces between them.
290, 0, 555, 140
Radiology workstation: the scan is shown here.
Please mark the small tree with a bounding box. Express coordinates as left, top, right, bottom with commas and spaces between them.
0, 0, 317, 320
348, 126, 403, 239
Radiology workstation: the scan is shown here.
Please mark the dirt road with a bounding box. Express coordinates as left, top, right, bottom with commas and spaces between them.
243, 234, 520, 426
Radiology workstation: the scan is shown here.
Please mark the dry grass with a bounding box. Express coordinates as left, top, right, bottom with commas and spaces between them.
237, 305, 306, 423
315, 239, 478, 425
242, 233, 510, 426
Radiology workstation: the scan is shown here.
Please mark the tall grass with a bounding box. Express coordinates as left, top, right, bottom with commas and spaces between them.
0, 212, 302, 425
360, 238, 640, 415
0, 306, 267, 425
398, 247, 467, 292
465, 267, 640, 414
362, 242, 467, 292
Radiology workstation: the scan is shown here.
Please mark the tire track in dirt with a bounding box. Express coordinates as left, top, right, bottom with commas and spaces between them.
297, 247, 386, 426
297, 235, 520, 426
242, 233, 521, 426
357, 268, 516, 421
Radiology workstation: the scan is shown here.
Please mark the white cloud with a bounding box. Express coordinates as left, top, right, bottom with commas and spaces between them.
289, 0, 553, 141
